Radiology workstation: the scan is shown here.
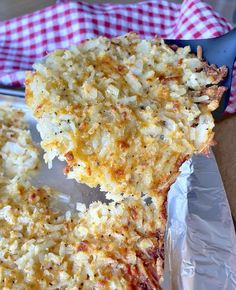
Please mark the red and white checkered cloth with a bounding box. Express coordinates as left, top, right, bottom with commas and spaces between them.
0, 0, 235, 113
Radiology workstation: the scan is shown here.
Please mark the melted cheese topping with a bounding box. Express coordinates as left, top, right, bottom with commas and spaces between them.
26, 33, 223, 198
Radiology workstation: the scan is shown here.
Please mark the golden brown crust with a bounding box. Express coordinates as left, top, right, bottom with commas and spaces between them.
202, 62, 228, 84
190, 85, 227, 103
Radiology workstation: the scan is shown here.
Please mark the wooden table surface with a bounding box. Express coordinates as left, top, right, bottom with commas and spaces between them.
1, 0, 236, 219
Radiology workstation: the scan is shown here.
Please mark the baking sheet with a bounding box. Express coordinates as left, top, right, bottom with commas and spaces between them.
1, 94, 236, 290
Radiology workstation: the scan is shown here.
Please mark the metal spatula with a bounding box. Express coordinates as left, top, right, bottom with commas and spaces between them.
0, 28, 235, 118
165, 28, 236, 119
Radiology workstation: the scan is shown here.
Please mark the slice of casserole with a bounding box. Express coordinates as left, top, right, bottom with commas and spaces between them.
26, 33, 227, 201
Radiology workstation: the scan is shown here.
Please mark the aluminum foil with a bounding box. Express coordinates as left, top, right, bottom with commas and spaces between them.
164, 153, 236, 290
1, 95, 236, 290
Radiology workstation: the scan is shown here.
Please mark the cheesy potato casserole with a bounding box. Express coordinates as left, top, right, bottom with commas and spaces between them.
26, 33, 226, 201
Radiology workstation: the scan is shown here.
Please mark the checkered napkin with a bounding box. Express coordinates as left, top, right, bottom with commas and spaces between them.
0, 0, 235, 113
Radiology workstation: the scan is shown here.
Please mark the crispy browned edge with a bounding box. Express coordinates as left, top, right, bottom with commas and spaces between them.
24, 41, 228, 290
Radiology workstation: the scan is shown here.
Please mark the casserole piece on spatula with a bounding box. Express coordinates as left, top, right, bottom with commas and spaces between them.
26, 33, 227, 204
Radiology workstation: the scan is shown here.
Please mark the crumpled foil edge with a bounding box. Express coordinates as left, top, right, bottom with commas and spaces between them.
163, 152, 236, 290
